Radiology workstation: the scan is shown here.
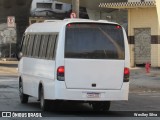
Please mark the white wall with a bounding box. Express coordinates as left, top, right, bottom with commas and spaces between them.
86, 9, 111, 21
156, 0, 160, 27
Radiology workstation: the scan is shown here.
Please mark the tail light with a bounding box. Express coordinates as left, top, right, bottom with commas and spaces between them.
57, 66, 64, 81
124, 68, 130, 82
116, 25, 121, 29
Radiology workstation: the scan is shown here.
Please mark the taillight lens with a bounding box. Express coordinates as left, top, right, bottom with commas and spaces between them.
124, 68, 130, 82
116, 25, 121, 29
57, 66, 64, 81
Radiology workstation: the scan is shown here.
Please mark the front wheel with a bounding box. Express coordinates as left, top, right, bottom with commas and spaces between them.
19, 80, 29, 104
92, 101, 111, 111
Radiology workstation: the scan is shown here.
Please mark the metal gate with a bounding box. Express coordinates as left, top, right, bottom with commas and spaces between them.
134, 28, 151, 65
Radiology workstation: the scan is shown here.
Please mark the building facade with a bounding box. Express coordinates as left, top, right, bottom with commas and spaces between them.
100, 0, 160, 67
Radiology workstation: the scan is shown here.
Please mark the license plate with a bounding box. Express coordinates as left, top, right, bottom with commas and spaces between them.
86, 92, 100, 98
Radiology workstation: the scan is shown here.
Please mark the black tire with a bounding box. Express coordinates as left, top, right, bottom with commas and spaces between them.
40, 86, 50, 111
92, 101, 111, 111
19, 80, 29, 104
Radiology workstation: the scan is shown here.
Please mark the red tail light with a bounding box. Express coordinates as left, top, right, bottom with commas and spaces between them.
67, 24, 72, 28
116, 25, 121, 29
124, 68, 130, 82
57, 66, 64, 81
57, 66, 64, 73
124, 68, 130, 75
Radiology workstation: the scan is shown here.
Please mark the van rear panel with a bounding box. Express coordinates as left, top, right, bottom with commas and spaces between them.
64, 23, 125, 90
65, 59, 124, 89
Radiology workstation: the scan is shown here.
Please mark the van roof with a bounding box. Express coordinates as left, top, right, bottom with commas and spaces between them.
25, 18, 119, 33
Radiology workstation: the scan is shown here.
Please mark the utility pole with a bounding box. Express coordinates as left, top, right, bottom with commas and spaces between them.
72, 0, 79, 18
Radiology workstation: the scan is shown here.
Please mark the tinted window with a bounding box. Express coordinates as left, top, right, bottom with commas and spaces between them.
22, 35, 29, 56
27, 35, 35, 56
46, 35, 57, 59
65, 23, 125, 59
32, 35, 42, 57
39, 35, 49, 58
55, 3, 63, 10
22, 33, 57, 59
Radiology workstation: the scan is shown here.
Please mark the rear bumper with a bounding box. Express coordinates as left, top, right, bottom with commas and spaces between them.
46, 81, 129, 101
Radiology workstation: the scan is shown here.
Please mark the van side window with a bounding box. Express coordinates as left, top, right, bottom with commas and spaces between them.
26, 35, 31, 56
46, 34, 57, 59
22, 35, 29, 56
39, 35, 49, 58
22, 34, 58, 59
27, 35, 35, 57
33, 35, 42, 58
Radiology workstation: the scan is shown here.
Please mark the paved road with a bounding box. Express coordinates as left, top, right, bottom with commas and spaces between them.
0, 76, 160, 120
130, 68, 160, 92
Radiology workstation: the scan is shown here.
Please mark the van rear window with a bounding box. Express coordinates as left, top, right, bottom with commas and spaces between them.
65, 23, 125, 59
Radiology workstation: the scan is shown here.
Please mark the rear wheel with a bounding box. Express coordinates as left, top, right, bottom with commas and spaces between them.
19, 80, 29, 104
92, 101, 111, 111
40, 86, 50, 111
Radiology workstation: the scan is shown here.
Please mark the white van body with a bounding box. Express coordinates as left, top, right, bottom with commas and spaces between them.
18, 19, 130, 111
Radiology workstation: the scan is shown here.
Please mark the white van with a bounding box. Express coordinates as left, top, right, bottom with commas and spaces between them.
18, 19, 130, 111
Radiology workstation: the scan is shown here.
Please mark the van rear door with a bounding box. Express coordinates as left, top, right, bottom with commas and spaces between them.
64, 23, 125, 90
